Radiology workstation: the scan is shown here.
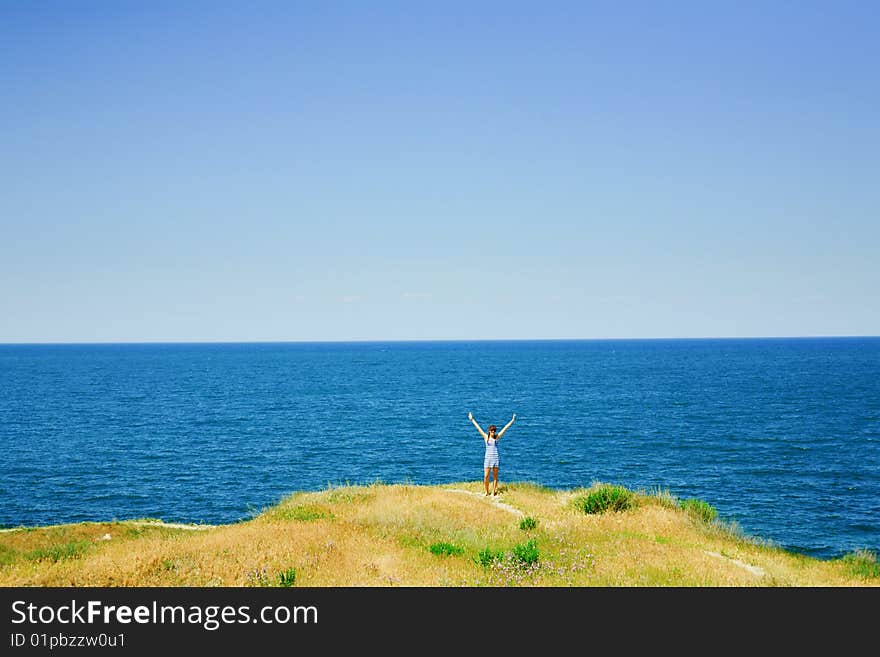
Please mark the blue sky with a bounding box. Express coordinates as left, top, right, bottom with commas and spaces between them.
2, 1, 878, 342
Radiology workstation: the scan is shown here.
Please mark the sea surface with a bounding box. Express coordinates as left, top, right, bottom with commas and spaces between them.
1, 338, 878, 560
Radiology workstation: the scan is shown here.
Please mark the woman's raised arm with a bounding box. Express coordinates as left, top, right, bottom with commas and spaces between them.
468, 411, 488, 440
496, 413, 516, 439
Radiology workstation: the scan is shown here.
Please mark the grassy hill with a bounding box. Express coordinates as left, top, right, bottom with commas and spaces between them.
1, 481, 877, 586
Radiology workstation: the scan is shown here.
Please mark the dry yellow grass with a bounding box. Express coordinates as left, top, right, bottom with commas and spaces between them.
1, 481, 876, 587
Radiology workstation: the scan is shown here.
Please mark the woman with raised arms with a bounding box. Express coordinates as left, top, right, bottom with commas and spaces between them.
468, 411, 516, 496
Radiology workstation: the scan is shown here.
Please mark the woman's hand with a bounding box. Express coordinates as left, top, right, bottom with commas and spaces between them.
468, 411, 473, 421
512, 413, 516, 421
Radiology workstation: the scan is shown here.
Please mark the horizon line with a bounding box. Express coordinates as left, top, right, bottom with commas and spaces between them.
1, 334, 879, 346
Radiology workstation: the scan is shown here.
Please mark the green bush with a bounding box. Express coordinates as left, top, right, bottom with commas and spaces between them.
278, 567, 297, 587
511, 539, 539, 567
842, 550, 880, 579
25, 540, 91, 563
574, 485, 634, 514
519, 516, 538, 531
475, 547, 504, 568
429, 542, 463, 557
277, 506, 332, 521
0, 545, 20, 566
680, 498, 718, 523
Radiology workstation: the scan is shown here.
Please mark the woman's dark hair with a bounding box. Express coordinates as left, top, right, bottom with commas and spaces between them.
488, 425, 497, 433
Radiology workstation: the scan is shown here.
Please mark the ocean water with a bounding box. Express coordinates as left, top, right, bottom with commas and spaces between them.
1, 338, 878, 560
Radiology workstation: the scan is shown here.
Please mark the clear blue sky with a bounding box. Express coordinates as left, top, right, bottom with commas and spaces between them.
2, 1, 878, 342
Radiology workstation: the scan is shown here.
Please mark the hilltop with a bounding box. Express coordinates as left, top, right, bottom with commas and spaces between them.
1, 481, 877, 586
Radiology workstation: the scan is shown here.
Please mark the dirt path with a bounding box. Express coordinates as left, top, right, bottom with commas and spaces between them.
445, 488, 525, 517
704, 550, 765, 577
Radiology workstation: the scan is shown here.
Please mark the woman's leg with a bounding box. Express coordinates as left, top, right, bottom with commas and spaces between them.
492, 467, 499, 494
484, 468, 491, 495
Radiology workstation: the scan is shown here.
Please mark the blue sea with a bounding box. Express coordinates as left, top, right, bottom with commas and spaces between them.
1, 338, 878, 560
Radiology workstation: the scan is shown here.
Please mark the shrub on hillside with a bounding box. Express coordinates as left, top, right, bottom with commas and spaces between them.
429, 542, 463, 557
476, 547, 504, 568
680, 498, 718, 523
278, 567, 296, 587
511, 539, 539, 567
574, 485, 634, 514
842, 549, 880, 579
25, 540, 91, 563
519, 516, 537, 531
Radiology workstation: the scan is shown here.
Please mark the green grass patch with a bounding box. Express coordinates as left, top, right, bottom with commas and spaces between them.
278, 567, 297, 587
396, 533, 424, 549
509, 481, 554, 494
0, 544, 21, 566
275, 506, 333, 522
24, 540, 92, 563
842, 550, 880, 579
322, 485, 376, 505
680, 498, 718, 523
475, 547, 505, 568
124, 524, 184, 538
574, 484, 634, 514
428, 542, 463, 557
519, 516, 537, 531
511, 539, 540, 567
